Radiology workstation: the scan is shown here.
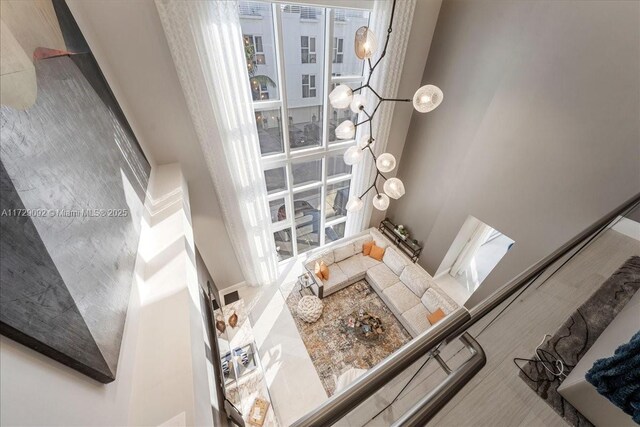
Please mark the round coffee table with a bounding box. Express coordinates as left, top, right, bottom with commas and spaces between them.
343, 307, 385, 343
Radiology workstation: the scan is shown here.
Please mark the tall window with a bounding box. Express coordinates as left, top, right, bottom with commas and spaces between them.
302, 74, 316, 98
301, 36, 316, 63
240, 2, 370, 261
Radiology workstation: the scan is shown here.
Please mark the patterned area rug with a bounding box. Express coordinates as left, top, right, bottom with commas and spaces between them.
518, 256, 640, 426
284, 280, 411, 396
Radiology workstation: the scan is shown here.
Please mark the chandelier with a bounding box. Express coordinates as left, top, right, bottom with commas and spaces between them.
329, 0, 443, 212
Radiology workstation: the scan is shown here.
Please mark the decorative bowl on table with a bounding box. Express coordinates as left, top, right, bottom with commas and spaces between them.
343, 308, 385, 343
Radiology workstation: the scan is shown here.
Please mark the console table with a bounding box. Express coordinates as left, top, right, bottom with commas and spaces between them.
379, 218, 422, 262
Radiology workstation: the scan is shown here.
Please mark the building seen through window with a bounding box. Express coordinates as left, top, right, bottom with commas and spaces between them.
239, 1, 369, 261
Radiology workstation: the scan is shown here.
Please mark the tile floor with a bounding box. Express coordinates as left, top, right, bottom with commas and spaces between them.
234, 259, 328, 427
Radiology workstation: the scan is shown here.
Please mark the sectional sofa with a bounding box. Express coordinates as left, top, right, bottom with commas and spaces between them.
305, 228, 459, 337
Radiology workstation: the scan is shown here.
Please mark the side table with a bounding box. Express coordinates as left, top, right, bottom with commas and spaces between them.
297, 272, 316, 297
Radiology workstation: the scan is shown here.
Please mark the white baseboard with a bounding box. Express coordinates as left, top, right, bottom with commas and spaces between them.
610, 216, 640, 241
433, 268, 451, 281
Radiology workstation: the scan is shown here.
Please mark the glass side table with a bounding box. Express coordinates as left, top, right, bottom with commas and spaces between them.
297, 272, 316, 297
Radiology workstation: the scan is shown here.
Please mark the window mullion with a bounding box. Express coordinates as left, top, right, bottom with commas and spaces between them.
273, 4, 290, 159
322, 8, 334, 152
273, 3, 298, 258
319, 9, 334, 246
253, 100, 282, 111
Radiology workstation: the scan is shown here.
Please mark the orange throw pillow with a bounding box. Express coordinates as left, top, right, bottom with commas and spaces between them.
314, 261, 323, 280
427, 308, 446, 325
363, 241, 374, 256
320, 261, 330, 280
369, 244, 385, 261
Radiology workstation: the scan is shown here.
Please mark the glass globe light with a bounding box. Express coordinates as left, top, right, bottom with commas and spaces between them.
346, 197, 364, 212
329, 84, 353, 109
383, 177, 406, 199
355, 26, 377, 60
343, 146, 363, 165
413, 85, 443, 113
376, 153, 396, 173
357, 134, 372, 149
350, 94, 366, 113
372, 193, 390, 211
335, 120, 356, 140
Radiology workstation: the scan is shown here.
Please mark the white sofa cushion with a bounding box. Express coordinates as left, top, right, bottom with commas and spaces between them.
366, 263, 399, 291
383, 282, 421, 313
305, 261, 315, 272
370, 228, 389, 249
337, 256, 367, 281
383, 247, 407, 276
306, 250, 336, 274
322, 264, 349, 293
421, 288, 458, 314
400, 264, 432, 298
333, 243, 356, 263
308, 250, 334, 267
318, 250, 335, 265
353, 235, 373, 254
358, 253, 381, 269
402, 304, 431, 335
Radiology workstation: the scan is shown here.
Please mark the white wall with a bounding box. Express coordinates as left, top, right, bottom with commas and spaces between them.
388, 0, 640, 306
1, 164, 213, 427
0, 274, 141, 427
67, 0, 245, 289
129, 164, 214, 427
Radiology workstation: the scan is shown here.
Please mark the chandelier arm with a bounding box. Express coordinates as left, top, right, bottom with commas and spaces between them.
367, 98, 384, 121
359, 182, 377, 199
367, 85, 384, 101
380, 98, 411, 103
370, 0, 398, 73
354, 117, 372, 128
367, 144, 376, 159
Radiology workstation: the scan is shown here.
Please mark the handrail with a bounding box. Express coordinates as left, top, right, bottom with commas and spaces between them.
446, 192, 640, 341
291, 192, 639, 427
290, 308, 471, 427
391, 333, 486, 427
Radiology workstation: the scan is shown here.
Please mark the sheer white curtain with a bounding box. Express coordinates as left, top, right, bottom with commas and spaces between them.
345, 0, 417, 237
156, 0, 278, 287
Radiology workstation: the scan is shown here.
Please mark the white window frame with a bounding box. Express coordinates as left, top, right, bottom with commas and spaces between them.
333, 37, 344, 64
244, 34, 266, 65
301, 74, 316, 98
259, 81, 270, 100
301, 35, 317, 64
243, 2, 370, 262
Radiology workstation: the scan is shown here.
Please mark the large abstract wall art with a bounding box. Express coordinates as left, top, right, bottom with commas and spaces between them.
0, 0, 150, 383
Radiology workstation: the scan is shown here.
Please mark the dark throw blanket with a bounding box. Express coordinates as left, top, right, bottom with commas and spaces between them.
586, 330, 640, 424
518, 256, 640, 427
